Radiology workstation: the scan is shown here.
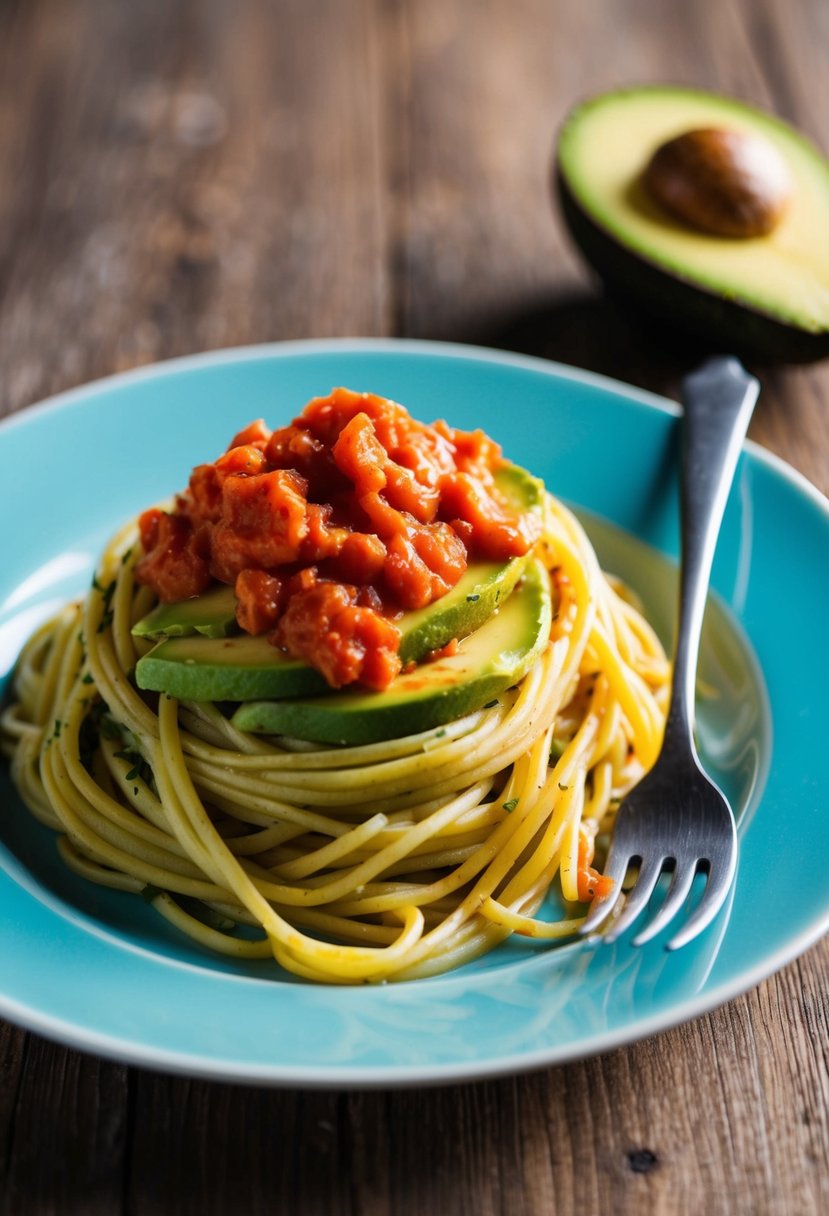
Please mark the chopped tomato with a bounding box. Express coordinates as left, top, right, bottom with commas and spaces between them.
332, 412, 388, 493
186, 465, 223, 526
212, 469, 309, 576
234, 569, 283, 634
228, 419, 272, 450
214, 444, 268, 480
327, 531, 387, 585
135, 388, 540, 689
576, 827, 614, 903
274, 574, 401, 690
135, 512, 211, 602
439, 471, 541, 559
301, 503, 349, 562
384, 463, 439, 522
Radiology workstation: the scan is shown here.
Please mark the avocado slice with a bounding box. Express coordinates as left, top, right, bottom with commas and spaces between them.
131, 462, 542, 644
134, 554, 535, 702
230, 557, 551, 744
556, 86, 829, 361
134, 463, 544, 702
132, 584, 238, 640
137, 632, 331, 700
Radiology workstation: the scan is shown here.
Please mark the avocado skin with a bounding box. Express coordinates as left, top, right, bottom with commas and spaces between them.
555, 169, 829, 365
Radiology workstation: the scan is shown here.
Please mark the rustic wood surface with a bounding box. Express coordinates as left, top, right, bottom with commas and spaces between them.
1, 1, 828, 1213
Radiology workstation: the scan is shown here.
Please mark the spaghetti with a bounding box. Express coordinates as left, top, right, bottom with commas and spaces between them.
1, 493, 669, 983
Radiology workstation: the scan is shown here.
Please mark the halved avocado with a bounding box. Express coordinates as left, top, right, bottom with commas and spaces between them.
134, 463, 544, 702
556, 86, 829, 361
230, 557, 551, 745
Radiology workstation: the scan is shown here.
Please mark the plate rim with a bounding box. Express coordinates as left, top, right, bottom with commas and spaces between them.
2, 337, 828, 1087
3, 334, 825, 516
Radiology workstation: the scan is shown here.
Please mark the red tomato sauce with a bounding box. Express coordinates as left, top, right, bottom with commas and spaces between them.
135, 388, 541, 690
576, 826, 614, 903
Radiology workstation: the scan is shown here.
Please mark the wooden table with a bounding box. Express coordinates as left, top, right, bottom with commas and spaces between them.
1, 2, 827, 1212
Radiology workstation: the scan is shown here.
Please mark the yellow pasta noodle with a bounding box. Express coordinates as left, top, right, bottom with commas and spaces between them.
1, 495, 669, 983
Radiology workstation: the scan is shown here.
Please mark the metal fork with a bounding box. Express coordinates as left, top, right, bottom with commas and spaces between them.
580, 356, 759, 950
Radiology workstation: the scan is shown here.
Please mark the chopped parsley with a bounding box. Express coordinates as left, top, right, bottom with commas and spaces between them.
92, 576, 116, 633
549, 739, 566, 764
99, 713, 123, 742
502, 798, 519, 812
113, 747, 153, 787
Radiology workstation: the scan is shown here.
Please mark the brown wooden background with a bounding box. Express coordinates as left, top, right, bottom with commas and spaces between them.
1, 1, 828, 1213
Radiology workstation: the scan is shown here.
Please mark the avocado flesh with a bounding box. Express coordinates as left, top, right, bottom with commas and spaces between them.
134, 551, 532, 702
132, 584, 238, 640
137, 633, 330, 700
134, 463, 544, 702
230, 557, 551, 745
557, 87, 829, 360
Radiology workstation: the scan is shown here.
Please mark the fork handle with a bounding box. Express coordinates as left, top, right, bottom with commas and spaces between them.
667, 357, 760, 749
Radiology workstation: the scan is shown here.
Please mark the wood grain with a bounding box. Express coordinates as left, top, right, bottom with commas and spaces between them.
1, 2, 828, 1214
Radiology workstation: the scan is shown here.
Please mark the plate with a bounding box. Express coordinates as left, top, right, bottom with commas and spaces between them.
1, 339, 827, 1087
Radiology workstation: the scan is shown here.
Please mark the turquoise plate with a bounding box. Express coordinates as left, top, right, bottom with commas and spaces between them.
1, 341, 827, 1087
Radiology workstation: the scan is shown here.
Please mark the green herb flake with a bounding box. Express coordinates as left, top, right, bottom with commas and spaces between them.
81, 672, 94, 685
483, 699, 499, 709
502, 798, 519, 812
549, 739, 566, 764
466, 594, 480, 602
99, 714, 123, 742
434, 729, 447, 739
179, 896, 237, 933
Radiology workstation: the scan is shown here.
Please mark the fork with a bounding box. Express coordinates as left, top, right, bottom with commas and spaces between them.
580, 356, 760, 950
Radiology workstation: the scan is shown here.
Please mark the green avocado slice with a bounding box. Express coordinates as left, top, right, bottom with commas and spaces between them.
136, 633, 330, 700
134, 463, 544, 702
131, 463, 543, 643
230, 557, 551, 745
134, 554, 533, 702
556, 86, 829, 361
132, 584, 238, 640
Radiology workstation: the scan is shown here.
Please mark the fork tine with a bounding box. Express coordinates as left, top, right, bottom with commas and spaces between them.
579, 844, 631, 935
603, 854, 666, 943
666, 853, 737, 951
632, 861, 697, 946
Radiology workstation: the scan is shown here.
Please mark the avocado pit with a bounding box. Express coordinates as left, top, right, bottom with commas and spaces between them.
642, 127, 792, 238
